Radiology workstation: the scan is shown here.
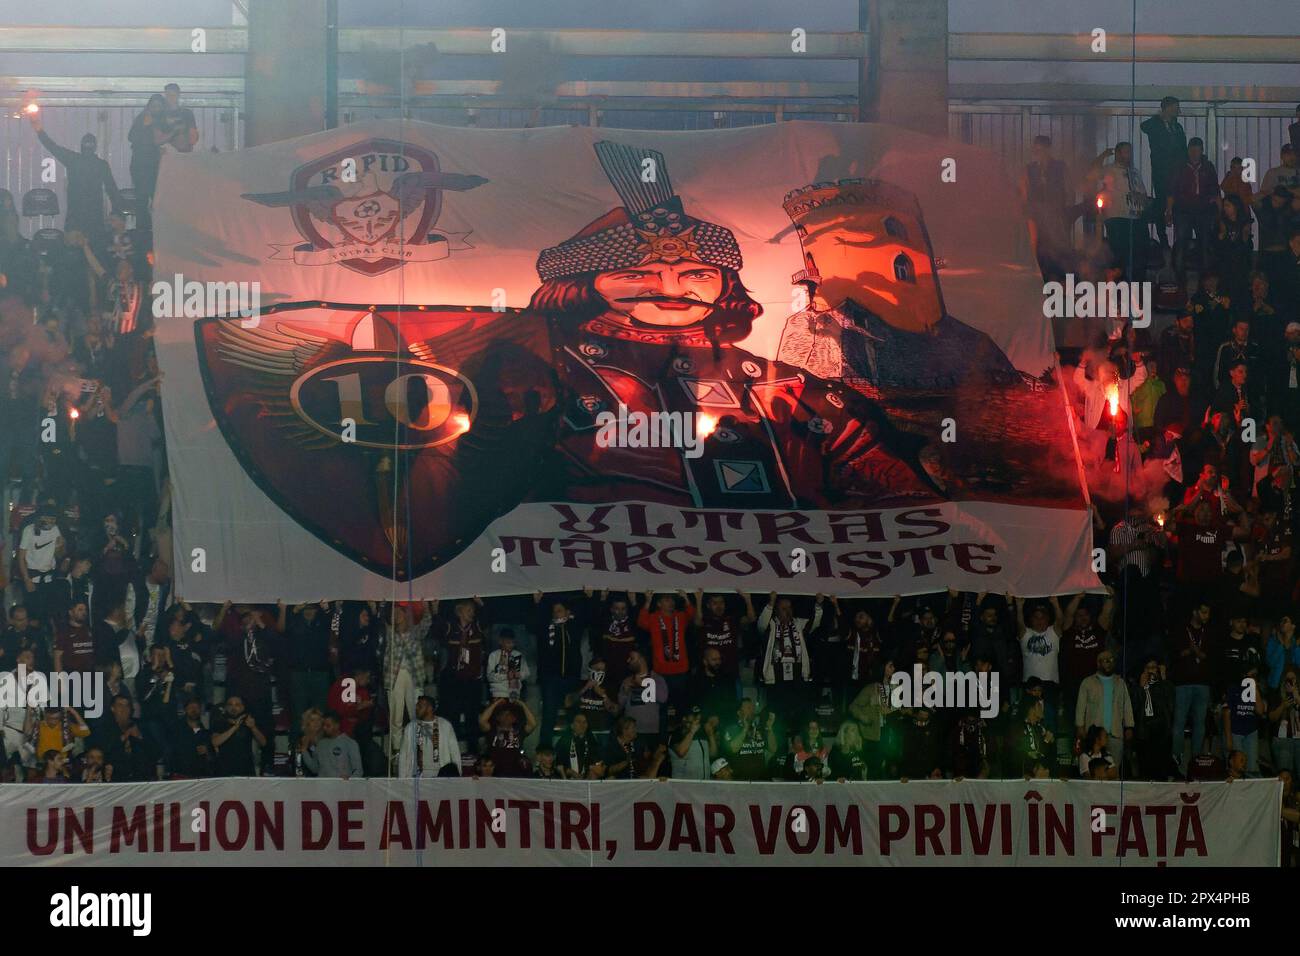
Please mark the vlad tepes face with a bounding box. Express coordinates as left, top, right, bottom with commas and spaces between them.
592, 262, 724, 329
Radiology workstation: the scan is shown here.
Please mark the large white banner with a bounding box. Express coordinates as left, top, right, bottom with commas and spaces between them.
154, 119, 1098, 600
9, 779, 1279, 867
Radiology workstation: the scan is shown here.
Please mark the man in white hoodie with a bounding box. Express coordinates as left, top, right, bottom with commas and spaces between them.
397, 696, 461, 778
757, 593, 824, 725
486, 629, 530, 701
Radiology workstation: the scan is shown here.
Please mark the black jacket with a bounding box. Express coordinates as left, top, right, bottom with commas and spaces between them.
1128, 676, 1175, 741
92, 618, 131, 669
1139, 115, 1188, 196
285, 611, 332, 671
169, 719, 213, 778
36, 130, 120, 235
92, 721, 156, 782
135, 667, 176, 722
536, 597, 587, 680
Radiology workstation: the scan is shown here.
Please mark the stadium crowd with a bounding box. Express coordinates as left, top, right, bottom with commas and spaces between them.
1, 90, 1299, 861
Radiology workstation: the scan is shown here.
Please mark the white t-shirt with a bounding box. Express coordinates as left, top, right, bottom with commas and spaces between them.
1261, 164, 1300, 197
669, 733, 712, 781
486, 649, 529, 700
1079, 750, 1116, 776
19, 524, 61, 575
1019, 627, 1061, 683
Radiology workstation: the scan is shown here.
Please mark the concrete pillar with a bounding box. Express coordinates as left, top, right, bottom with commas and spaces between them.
244, 0, 329, 146
859, 0, 949, 137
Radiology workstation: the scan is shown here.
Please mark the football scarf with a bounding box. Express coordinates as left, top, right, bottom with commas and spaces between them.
774, 619, 801, 662
548, 615, 574, 671
653, 612, 683, 663
414, 719, 439, 775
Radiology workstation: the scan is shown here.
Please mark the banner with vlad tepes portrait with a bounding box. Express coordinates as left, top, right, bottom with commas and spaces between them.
152, 118, 1101, 601
4, 779, 1280, 867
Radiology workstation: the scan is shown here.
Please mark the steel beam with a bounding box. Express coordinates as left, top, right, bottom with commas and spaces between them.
0, 26, 863, 58
948, 83, 1300, 104
9, 77, 1298, 110
3, 27, 1297, 64
2, 76, 855, 102
343, 99, 849, 114
387, 80, 856, 98
0, 26, 247, 53
335, 28, 865, 58
3, 76, 244, 94
950, 32, 1300, 63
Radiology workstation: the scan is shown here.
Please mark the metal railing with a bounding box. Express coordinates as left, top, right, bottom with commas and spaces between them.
3, 24, 1295, 227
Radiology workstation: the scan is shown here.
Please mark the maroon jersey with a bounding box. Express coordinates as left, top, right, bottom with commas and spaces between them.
1060, 625, 1108, 684
1176, 518, 1227, 585
844, 628, 882, 683
1258, 525, 1294, 599
598, 611, 639, 687
698, 613, 741, 677
488, 716, 528, 777
441, 620, 486, 682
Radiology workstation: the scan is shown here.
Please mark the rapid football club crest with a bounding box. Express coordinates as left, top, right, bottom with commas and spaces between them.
195, 304, 560, 578
241, 139, 488, 276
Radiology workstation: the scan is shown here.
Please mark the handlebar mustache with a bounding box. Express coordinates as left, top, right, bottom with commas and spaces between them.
613, 295, 706, 305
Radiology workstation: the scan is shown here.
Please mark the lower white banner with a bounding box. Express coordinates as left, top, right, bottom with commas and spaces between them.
8, 778, 1280, 867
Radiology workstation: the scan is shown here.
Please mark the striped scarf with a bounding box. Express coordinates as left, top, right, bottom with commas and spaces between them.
548, 616, 574, 673
652, 612, 682, 662
566, 733, 595, 776
414, 720, 439, 776
112, 279, 142, 334
773, 619, 801, 663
